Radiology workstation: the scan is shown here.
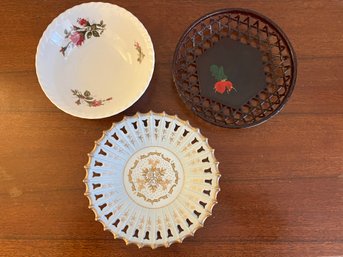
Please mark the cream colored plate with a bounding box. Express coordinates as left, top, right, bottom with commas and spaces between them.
84, 112, 220, 248
36, 2, 154, 119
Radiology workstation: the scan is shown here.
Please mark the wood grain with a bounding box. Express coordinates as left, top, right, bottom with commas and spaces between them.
0, 0, 342, 256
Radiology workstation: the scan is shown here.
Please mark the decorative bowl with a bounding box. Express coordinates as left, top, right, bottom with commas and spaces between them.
36, 2, 155, 119
172, 9, 297, 128
84, 111, 220, 248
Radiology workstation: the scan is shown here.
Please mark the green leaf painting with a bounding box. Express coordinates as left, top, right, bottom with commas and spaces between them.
210, 65, 228, 81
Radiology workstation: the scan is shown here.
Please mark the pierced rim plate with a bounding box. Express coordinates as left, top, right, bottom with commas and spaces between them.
36, 2, 155, 119
84, 112, 220, 248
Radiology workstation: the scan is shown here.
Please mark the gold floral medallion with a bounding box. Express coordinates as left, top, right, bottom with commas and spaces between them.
128, 152, 179, 204
124, 147, 184, 208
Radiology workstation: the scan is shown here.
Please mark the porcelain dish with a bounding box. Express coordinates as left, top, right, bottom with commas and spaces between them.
84, 112, 220, 248
36, 2, 155, 118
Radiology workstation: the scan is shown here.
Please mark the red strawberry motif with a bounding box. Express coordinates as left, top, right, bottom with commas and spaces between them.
210, 65, 236, 95
225, 80, 233, 91
214, 81, 226, 94
214, 80, 234, 94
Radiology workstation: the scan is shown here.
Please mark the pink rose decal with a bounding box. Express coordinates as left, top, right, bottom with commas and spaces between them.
70, 32, 85, 46
134, 41, 145, 63
78, 18, 88, 26
71, 90, 112, 107
60, 18, 106, 56
91, 100, 103, 107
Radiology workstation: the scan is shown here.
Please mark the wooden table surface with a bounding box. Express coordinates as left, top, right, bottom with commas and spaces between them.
1, 0, 342, 256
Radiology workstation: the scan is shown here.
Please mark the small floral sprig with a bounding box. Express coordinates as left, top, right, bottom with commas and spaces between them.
210, 65, 237, 94
71, 89, 112, 107
60, 18, 106, 56
134, 41, 145, 63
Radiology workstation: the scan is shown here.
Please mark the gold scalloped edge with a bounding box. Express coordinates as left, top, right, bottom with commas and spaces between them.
83, 111, 221, 249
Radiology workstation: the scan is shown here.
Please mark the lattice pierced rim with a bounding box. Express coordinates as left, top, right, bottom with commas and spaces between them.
172, 8, 297, 128
84, 111, 220, 248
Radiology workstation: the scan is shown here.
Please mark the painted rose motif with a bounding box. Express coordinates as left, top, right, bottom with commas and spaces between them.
78, 18, 88, 26
60, 18, 106, 56
134, 41, 145, 63
69, 32, 85, 46
210, 65, 237, 94
71, 89, 112, 107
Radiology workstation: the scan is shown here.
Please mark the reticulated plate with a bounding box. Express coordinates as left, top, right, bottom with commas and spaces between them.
172, 9, 297, 128
84, 112, 220, 248
36, 2, 154, 119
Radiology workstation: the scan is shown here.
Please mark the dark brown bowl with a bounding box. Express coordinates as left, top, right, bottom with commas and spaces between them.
172, 9, 297, 128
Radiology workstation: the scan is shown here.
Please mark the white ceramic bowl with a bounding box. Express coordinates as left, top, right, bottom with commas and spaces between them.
84, 112, 220, 248
36, 2, 155, 119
